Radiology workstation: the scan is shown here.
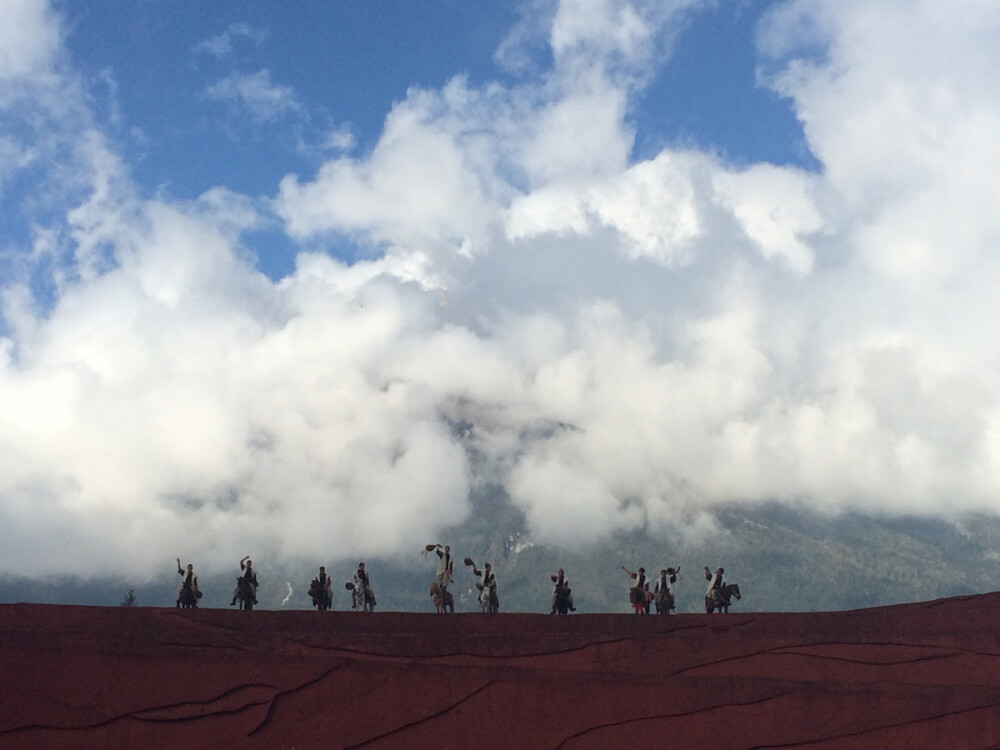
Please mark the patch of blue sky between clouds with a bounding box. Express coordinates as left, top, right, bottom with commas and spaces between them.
634, 1, 820, 170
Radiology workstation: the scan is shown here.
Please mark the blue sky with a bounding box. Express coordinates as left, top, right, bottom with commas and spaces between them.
3, 0, 1000, 577
60, 2, 522, 200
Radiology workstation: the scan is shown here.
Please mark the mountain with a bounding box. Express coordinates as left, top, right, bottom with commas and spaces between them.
4, 500, 1000, 613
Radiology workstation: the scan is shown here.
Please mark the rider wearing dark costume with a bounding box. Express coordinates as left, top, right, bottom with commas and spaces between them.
482, 563, 496, 591
176, 558, 196, 607
622, 565, 648, 613
313, 566, 331, 606
550, 568, 576, 613
355, 562, 376, 607
231, 556, 258, 605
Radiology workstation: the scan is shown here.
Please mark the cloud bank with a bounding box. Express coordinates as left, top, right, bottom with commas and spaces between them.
3, 0, 1000, 576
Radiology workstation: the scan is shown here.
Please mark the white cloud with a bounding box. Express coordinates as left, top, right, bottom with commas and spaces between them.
5, 0, 1000, 577
549, 0, 703, 84
0, 0, 59, 86
276, 78, 511, 264
323, 125, 356, 153
205, 69, 299, 122
1, 196, 475, 575
712, 163, 823, 273
193, 23, 268, 60
758, 0, 1000, 285
506, 150, 708, 265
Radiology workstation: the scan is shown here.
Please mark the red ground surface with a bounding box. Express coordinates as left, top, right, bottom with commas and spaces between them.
3, 595, 1000, 748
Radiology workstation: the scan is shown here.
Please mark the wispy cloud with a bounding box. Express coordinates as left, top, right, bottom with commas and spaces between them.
204, 69, 299, 122
193, 22, 268, 60
323, 125, 356, 153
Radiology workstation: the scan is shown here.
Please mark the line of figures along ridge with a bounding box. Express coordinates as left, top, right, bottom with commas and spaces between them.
172, 548, 742, 614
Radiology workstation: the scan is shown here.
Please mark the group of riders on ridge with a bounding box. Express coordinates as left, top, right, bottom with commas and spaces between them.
426, 544, 498, 614
174, 547, 741, 614
175, 555, 260, 610
620, 565, 741, 614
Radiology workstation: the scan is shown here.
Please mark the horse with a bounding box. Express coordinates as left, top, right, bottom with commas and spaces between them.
653, 588, 674, 614
345, 578, 376, 612
466, 558, 499, 614
476, 581, 499, 613
308, 578, 333, 610
629, 585, 653, 614
705, 583, 742, 613
178, 579, 201, 609
235, 576, 256, 611
430, 581, 454, 613
553, 585, 573, 615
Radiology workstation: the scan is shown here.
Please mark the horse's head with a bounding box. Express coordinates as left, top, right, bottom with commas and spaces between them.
729, 583, 742, 600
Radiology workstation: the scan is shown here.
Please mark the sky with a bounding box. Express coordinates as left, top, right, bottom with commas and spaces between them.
2, 0, 1000, 578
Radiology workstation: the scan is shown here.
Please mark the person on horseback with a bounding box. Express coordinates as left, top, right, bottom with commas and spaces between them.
355, 561, 376, 608
231, 556, 258, 606
622, 565, 648, 614
550, 568, 575, 613
654, 567, 678, 613
705, 566, 724, 607
176, 558, 198, 607
312, 566, 332, 608
472, 561, 498, 612
434, 544, 454, 588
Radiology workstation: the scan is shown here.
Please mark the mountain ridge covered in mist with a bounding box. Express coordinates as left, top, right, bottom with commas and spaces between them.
4, 499, 998, 614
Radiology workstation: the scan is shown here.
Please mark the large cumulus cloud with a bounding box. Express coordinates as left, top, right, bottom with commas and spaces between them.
2, 0, 1000, 576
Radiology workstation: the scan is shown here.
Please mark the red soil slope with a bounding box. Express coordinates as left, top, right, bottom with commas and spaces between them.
3, 596, 1000, 749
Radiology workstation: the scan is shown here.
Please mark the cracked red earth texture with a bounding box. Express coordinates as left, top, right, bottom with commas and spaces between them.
4, 594, 1000, 748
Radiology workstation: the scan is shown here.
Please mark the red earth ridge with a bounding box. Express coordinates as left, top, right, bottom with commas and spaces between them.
3, 595, 1000, 748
